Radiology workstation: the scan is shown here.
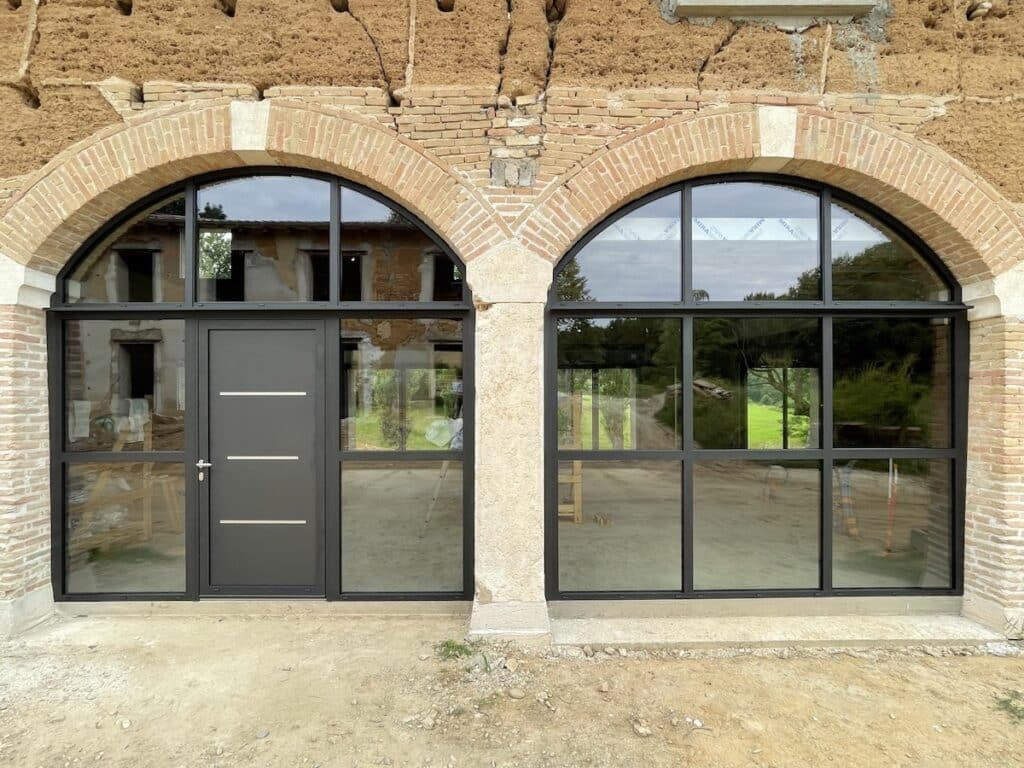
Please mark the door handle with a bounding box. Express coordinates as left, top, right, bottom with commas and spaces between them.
196, 459, 213, 482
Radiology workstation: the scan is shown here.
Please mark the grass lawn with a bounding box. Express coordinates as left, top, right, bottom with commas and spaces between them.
562, 392, 635, 449
747, 401, 810, 449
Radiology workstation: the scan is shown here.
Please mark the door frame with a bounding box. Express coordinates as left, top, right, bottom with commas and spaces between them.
197, 317, 328, 597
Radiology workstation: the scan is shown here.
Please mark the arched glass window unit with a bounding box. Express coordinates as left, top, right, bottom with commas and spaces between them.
547, 176, 966, 599
50, 170, 473, 601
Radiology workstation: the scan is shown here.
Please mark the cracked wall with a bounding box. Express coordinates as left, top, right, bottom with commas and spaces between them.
0, 0, 1023, 204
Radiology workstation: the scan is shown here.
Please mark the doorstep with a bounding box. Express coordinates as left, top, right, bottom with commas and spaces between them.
548, 598, 1003, 648
55, 600, 472, 619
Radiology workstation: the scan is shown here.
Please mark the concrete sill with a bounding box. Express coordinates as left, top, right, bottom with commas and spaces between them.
673, 0, 875, 17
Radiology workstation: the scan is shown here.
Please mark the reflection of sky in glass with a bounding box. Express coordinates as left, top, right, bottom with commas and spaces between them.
831, 203, 892, 260
198, 176, 330, 221
567, 193, 681, 301
343, 188, 408, 224
692, 183, 819, 301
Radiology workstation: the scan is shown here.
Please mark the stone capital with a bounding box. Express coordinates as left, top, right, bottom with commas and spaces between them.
0, 252, 55, 309
465, 241, 553, 305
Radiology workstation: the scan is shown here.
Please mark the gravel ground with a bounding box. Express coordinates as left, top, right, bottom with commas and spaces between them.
1, 614, 1022, 767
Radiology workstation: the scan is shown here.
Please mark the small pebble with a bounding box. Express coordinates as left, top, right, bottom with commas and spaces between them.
508, 688, 525, 700
256, 729, 270, 739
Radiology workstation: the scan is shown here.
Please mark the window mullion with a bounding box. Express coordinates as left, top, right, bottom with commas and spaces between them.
682, 314, 694, 593
330, 181, 340, 305
682, 185, 692, 306
821, 315, 834, 592
821, 186, 832, 305
184, 181, 196, 307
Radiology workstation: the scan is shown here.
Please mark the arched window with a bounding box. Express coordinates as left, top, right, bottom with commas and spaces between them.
548, 176, 965, 598
52, 170, 472, 601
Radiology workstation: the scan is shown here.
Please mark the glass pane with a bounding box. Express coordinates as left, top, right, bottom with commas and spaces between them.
341, 319, 464, 451
693, 318, 821, 449
693, 460, 820, 590
341, 188, 463, 302
554, 193, 681, 302
834, 318, 951, 448
66, 194, 186, 303
557, 317, 681, 450
197, 176, 331, 302
65, 462, 186, 593
832, 459, 952, 588
341, 461, 463, 592
558, 461, 681, 591
691, 182, 820, 301
64, 319, 186, 452
831, 201, 948, 301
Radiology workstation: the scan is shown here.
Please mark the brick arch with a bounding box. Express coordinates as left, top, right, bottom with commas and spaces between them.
520, 106, 1024, 287
0, 100, 510, 275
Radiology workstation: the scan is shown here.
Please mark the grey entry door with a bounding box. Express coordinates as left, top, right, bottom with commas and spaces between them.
199, 320, 326, 596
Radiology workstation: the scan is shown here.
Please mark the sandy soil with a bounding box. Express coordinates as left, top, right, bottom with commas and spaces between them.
1, 614, 1023, 767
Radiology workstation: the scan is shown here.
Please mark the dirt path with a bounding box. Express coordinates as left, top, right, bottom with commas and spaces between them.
1, 615, 1022, 767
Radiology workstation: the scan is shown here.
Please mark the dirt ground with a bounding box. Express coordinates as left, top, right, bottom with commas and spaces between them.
1, 614, 1023, 767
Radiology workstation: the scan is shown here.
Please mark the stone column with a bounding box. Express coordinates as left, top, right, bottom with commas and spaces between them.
962, 274, 1024, 639
0, 255, 55, 637
465, 241, 552, 639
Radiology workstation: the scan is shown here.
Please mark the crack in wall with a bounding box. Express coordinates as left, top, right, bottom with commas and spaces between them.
819, 22, 832, 95
345, 3, 396, 106
541, 1, 564, 98
496, 0, 513, 96
696, 21, 737, 92
12, 0, 39, 108
405, 0, 416, 90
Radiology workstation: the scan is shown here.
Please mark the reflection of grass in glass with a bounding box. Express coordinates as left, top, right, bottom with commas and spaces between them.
747, 402, 810, 449
352, 402, 452, 450
570, 392, 633, 450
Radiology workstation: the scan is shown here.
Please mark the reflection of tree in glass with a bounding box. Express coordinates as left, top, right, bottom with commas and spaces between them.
197, 202, 233, 279
199, 202, 227, 221
834, 318, 938, 445
555, 257, 592, 304
832, 241, 939, 301
198, 231, 233, 279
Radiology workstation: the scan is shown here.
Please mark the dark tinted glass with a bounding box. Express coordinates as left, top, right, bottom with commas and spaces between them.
555, 194, 681, 302
197, 176, 331, 302
64, 319, 186, 452
341, 188, 463, 302
341, 461, 462, 592
693, 318, 820, 449
340, 319, 464, 451
833, 318, 951, 448
693, 460, 820, 589
557, 317, 682, 450
67, 195, 186, 304
65, 463, 186, 593
558, 461, 682, 591
691, 182, 819, 301
832, 201, 948, 301
832, 459, 951, 588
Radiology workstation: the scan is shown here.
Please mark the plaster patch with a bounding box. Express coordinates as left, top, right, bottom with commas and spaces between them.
230, 99, 271, 152
757, 105, 797, 159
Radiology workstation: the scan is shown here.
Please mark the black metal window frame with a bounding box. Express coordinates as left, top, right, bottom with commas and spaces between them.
47, 167, 474, 602
544, 173, 968, 601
